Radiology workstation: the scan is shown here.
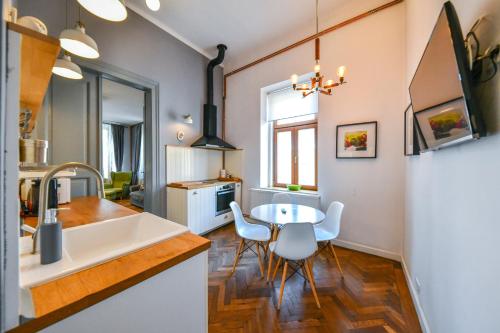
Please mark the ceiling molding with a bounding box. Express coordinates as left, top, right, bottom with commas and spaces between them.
126, 3, 215, 60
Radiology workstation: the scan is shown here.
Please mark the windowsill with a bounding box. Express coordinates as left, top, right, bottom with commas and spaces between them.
250, 187, 320, 196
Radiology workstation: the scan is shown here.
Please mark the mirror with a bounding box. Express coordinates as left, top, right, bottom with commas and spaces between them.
101, 78, 145, 210
21, 66, 153, 219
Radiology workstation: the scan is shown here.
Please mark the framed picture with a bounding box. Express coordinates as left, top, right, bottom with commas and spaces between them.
336, 121, 377, 159
404, 104, 420, 156
414, 98, 473, 150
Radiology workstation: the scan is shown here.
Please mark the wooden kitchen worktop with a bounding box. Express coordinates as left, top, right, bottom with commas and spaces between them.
13, 197, 211, 333
23, 196, 137, 229
167, 178, 241, 190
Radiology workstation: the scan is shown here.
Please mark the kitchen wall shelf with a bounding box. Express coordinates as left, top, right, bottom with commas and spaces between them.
7, 22, 60, 133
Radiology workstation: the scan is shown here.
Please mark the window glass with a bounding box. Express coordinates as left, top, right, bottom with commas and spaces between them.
102, 124, 115, 180
276, 131, 292, 184
298, 128, 316, 186
139, 124, 144, 183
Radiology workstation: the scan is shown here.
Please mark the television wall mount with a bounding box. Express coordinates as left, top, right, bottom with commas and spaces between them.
465, 17, 499, 84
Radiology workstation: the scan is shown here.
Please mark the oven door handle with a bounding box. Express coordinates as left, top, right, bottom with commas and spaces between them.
217, 190, 235, 196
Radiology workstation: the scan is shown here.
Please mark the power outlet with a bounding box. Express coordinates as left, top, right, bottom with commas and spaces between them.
415, 277, 422, 294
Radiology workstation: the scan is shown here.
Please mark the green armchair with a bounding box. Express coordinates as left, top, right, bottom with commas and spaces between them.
104, 171, 132, 200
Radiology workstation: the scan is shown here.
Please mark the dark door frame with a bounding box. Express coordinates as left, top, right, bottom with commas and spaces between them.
0, 0, 6, 330
78, 59, 161, 216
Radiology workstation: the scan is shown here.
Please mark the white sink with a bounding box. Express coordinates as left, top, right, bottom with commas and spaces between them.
19, 212, 188, 289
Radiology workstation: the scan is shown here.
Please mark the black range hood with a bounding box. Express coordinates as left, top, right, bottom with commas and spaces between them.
191, 44, 236, 150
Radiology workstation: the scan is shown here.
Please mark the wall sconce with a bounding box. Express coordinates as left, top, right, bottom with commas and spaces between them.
183, 114, 193, 124
176, 130, 185, 142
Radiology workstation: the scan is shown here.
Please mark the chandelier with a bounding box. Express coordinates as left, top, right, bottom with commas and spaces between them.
290, 0, 347, 97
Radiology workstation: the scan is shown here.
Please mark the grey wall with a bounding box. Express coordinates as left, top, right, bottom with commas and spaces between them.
17, 0, 223, 216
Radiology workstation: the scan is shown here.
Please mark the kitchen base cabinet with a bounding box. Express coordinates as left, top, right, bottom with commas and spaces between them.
167, 182, 241, 235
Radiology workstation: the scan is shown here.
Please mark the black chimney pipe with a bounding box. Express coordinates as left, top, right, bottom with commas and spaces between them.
206, 44, 227, 105
191, 43, 235, 150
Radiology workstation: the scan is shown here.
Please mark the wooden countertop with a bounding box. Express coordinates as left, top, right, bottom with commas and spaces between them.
167, 178, 241, 190
13, 197, 211, 333
23, 196, 136, 230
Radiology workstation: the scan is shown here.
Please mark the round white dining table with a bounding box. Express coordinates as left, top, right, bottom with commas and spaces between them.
250, 204, 325, 226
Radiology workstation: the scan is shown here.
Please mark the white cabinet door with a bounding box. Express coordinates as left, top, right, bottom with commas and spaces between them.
187, 189, 201, 234
187, 187, 215, 234
167, 187, 188, 227
199, 187, 215, 234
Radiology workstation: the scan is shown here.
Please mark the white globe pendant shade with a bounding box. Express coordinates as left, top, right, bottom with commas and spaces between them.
52, 54, 83, 80
77, 0, 127, 22
59, 22, 99, 59
146, 0, 160, 11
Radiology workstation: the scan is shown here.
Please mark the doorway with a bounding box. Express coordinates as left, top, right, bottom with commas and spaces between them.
30, 60, 160, 216
86, 61, 160, 215
101, 78, 145, 212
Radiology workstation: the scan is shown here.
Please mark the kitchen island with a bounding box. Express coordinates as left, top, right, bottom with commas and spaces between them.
13, 197, 211, 333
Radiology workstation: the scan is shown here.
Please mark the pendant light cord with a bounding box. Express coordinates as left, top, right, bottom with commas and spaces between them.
316, 0, 319, 34
65, 0, 68, 29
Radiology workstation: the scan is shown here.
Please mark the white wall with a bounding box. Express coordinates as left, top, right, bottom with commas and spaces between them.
225, 0, 406, 256
404, 1, 500, 332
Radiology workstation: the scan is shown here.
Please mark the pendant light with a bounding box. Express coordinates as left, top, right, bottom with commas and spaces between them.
53, 1, 83, 80
59, 3, 99, 59
59, 21, 99, 59
52, 53, 84, 80
77, 0, 127, 22
290, 0, 347, 97
146, 0, 161, 11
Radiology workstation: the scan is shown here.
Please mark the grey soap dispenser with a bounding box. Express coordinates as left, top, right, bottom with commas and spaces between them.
40, 208, 62, 265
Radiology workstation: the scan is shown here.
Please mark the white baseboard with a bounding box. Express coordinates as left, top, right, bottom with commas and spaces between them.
401, 257, 431, 333
332, 238, 401, 262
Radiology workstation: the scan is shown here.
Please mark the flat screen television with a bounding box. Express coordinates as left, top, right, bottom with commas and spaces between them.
409, 1, 485, 151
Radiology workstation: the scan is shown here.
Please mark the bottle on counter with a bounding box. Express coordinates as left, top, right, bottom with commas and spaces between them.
40, 208, 62, 265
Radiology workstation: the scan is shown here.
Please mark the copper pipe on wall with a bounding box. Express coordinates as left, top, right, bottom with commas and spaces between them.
221, 0, 404, 140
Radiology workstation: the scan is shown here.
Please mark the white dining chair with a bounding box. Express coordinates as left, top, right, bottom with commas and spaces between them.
313, 201, 344, 276
272, 192, 293, 204
230, 201, 271, 278
267, 223, 320, 309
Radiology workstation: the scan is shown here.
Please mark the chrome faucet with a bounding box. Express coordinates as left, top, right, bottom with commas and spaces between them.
32, 162, 105, 254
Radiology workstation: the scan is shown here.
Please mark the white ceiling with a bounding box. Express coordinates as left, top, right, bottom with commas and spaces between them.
102, 79, 144, 126
126, 0, 351, 70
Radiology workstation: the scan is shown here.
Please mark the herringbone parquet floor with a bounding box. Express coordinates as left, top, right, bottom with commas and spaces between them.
207, 223, 422, 333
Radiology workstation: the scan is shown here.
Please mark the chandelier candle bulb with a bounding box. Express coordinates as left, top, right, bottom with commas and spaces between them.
337, 66, 346, 78
291, 74, 298, 84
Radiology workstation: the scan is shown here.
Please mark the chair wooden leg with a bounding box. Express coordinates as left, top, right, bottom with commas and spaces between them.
305, 259, 321, 309
277, 261, 288, 310
272, 257, 282, 281
264, 240, 270, 256
329, 241, 344, 277
301, 263, 308, 283
267, 251, 274, 282
230, 238, 244, 276
272, 226, 279, 241
256, 242, 265, 278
